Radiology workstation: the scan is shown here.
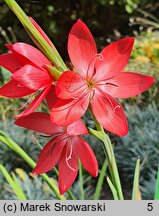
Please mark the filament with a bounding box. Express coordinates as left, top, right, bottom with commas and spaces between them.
12, 93, 36, 111
86, 54, 103, 79
66, 144, 77, 171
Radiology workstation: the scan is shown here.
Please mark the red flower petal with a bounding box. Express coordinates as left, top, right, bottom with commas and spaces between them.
56, 70, 87, 99
14, 84, 52, 118
67, 119, 88, 136
29, 17, 53, 47
45, 85, 57, 110
0, 79, 35, 98
0, 53, 23, 73
68, 19, 97, 78
91, 90, 128, 136
12, 65, 53, 91
33, 139, 65, 174
76, 137, 98, 177
58, 145, 78, 195
6, 43, 52, 69
50, 94, 89, 126
101, 72, 155, 98
94, 37, 134, 82
14, 112, 63, 134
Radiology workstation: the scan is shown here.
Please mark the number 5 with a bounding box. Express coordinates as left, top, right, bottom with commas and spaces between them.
147, 203, 153, 211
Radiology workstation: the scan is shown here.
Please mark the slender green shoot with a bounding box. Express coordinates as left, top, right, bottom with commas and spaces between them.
0, 164, 27, 200
132, 157, 141, 200
78, 160, 85, 200
94, 159, 107, 200
107, 176, 119, 200
154, 165, 159, 200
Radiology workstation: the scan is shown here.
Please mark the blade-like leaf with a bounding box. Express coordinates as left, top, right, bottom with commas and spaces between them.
94, 159, 107, 199
11, 172, 27, 199
154, 166, 159, 200
0, 164, 26, 200
132, 157, 141, 200
78, 160, 85, 200
106, 176, 119, 200
0, 130, 65, 200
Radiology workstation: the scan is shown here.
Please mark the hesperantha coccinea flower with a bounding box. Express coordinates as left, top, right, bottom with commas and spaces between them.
0, 18, 57, 119
0, 42, 54, 118
50, 19, 155, 136
14, 112, 98, 195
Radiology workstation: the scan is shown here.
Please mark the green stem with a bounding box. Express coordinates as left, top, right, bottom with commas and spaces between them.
104, 134, 124, 200
154, 165, 159, 200
78, 160, 85, 200
4, 0, 67, 72
132, 157, 141, 200
0, 130, 65, 200
94, 159, 107, 200
89, 107, 124, 200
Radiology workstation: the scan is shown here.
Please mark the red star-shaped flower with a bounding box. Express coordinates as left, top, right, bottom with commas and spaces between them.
50, 20, 155, 136
15, 111, 98, 195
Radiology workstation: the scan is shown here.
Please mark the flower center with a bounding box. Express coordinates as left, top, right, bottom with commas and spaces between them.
87, 79, 95, 89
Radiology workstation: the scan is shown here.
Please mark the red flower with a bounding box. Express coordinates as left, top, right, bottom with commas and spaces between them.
0, 42, 54, 118
15, 112, 98, 195
50, 20, 155, 136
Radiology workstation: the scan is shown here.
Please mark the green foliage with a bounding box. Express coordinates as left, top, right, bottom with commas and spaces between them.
0, 120, 40, 171
0, 165, 26, 200
115, 104, 159, 199
0, 168, 56, 200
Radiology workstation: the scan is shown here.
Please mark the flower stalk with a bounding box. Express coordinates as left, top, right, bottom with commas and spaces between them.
89, 107, 124, 200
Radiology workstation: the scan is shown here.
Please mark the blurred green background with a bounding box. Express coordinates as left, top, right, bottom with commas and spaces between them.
0, 0, 159, 200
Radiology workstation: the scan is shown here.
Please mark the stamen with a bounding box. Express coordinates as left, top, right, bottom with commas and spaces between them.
36, 134, 53, 139
66, 144, 77, 171
12, 95, 35, 111
86, 54, 103, 79
97, 88, 120, 113
89, 89, 95, 102
97, 53, 104, 61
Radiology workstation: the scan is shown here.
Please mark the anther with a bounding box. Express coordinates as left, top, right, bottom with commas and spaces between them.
86, 54, 103, 79
114, 105, 120, 112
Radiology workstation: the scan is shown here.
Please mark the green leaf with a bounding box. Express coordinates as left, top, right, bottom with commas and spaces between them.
132, 157, 141, 200
78, 160, 85, 200
11, 172, 27, 199
0, 164, 26, 200
154, 166, 159, 200
94, 159, 107, 199
0, 130, 65, 200
107, 176, 119, 200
